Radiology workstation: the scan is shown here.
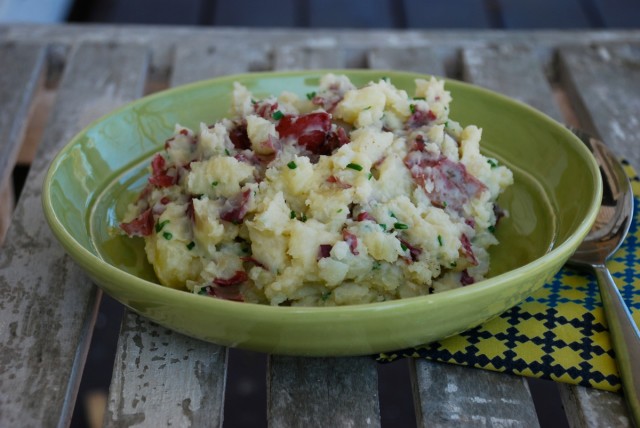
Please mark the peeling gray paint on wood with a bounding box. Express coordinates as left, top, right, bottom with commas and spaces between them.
558, 43, 640, 170
412, 361, 540, 427
461, 45, 563, 121
273, 45, 343, 70
0, 41, 149, 427
367, 46, 448, 77
104, 313, 227, 428
268, 356, 381, 428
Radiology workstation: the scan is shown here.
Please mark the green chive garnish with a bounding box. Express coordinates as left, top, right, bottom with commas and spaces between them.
156, 220, 170, 233
394, 222, 408, 230
400, 243, 408, 251
488, 225, 496, 233
290, 210, 296, 219
362, 106, 372, 111
346, 163, 363, 171
372, 261, 381, 270
379, 223, 387, 231
186, 241, 195, 250
410, 104, 416, 114
306, 91, 316, 100
437, 235, 443, 246
272, 110, 284, 120
301, 213, 307, 222
287, 161, 297, 170
163, 231, 173, 240
487, 159, 498, 168
211, 181, 219, 187
225, 149, 230, 156
367, 172, 373, 180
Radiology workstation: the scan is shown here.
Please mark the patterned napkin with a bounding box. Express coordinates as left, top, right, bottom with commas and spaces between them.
378, 161, 640, 392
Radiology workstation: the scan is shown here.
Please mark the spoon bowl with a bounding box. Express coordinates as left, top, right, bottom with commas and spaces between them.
567, 128, 639, 426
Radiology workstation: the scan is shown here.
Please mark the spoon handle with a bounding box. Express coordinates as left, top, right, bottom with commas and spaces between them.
595, 264, 640, 426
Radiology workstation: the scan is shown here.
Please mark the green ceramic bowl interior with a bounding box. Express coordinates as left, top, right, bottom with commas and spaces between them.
42, 70, 601, 356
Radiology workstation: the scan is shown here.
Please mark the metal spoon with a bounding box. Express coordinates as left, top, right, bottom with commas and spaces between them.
567, 128, 639, 426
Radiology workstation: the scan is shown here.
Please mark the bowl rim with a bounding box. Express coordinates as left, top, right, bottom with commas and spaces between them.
41, 68, 603, 318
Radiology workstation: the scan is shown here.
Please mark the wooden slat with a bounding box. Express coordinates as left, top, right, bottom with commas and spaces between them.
268, 357, 381, 427
0, 43, 45, 242
403, 0, 492, 28
273, 45, 343, 70
367, 46, 448, 77
104, 42, 272, 426
412, 361, 540, 427
559, 384, 631, 427
171, 43, 271, 86
104, 313, 227, 427
0, 41, 148, 427
308, 0, 398, 28
555, 42, 640, 427
558, 43, 640, 169
499, 0, 592, 29
461, 45, 563, 121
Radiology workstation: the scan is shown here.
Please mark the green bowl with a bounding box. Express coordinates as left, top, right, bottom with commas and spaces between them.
42, 70, 601, 356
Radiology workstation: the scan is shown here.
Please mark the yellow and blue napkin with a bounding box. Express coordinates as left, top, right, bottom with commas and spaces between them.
379, 162, 640, 392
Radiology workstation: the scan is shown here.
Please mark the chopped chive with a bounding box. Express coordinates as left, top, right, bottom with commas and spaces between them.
437, 235, 443, 246
301, 213, 308, 222
488, 225, 496, 233
211, 181, 219, 187
450, 261, 457, 268
225, 149, 230, 156
321, 291, 331, 301
337, 208, 343, 213
410, 104, 416, 114
413, 97, 426, 101
155, 220, 170, 233
394, 222, 409, 230
162, 231, 173, 240
287, 161, 297, 170
444, 120, 450, 128
390, 212, 397, 219
487, 159, 498, 168
306, 91, 316, 100
367, 172, 373, 180
186, 241, 196, 250
290, 210, 296, 219
346, 163, 363, 171
272, 110, 284, 120
363, 106, 372, 111
381, 76, 389, 82
379, 223, 387, 231
198, 287, 208, 295
442, 201, 448, 208
400, 243, 408, 251
372, 261, 381, 270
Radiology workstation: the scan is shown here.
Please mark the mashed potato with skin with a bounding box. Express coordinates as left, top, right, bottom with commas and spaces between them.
120, 74, 513, 306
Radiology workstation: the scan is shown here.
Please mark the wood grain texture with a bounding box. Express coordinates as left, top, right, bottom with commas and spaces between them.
558, 43, 640, 170
559, 384, 631, 428
461, 45, 563, 121
367, 46, 448, 77
0, 42, 43, 244
412, 360, 540, 427
273, 45, 343, 70
268, 356, 381, 427
0, 41, 148, 428
104, 314, 227, 427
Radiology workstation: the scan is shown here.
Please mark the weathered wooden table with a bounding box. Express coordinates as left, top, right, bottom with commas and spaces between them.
0, 24, 639, 427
